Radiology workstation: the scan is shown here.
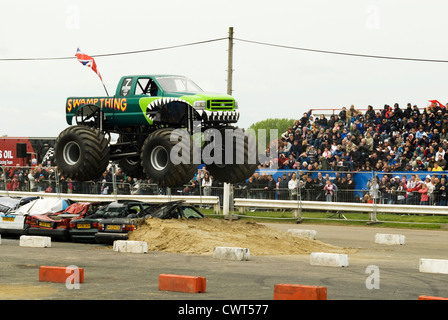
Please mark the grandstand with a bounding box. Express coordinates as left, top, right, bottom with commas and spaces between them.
251, 101, 448, 206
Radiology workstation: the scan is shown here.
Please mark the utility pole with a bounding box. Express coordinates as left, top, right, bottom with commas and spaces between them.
224, 27, 235, 220
227, 27, 234, 95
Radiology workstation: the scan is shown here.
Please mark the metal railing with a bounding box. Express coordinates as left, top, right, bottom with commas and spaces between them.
1, 165, 447, 226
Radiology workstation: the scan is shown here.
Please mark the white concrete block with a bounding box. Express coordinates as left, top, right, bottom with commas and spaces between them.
113, 240, 148, 254
310, 252, 349, 267
213, 247, 250, 261
19, 235, 51, 248
375, 233, 405, 245
287, 229, 317, 240
419, 259, 448, 274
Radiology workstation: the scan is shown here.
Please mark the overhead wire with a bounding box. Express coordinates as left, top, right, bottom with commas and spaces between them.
0, 38, 228, 61
233, 38, 448, 63
0, 36, 447, 63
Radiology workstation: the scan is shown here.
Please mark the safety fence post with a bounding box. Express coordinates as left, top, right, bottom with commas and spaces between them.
368, 171, 378, 224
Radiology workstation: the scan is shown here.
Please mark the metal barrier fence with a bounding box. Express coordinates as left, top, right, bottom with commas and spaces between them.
235, 187, 447, 206
1, 165, 447, 225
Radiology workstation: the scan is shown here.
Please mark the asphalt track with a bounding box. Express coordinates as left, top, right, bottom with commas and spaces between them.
0, 223, 448, 302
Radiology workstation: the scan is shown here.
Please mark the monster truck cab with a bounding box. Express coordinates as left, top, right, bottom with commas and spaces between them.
66, 75, 240, 128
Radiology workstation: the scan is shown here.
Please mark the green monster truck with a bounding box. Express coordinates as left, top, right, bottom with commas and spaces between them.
55, 75, 257, 187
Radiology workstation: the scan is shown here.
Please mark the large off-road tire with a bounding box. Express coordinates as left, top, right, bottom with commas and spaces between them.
118, 157, 146, 179
55, 125, 110, 181
206, 127, 258, 184
140, 128, 196, 187
116, 135, 146, 179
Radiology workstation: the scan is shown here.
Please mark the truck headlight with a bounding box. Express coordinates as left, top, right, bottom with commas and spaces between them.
193, 101, 206, 110
234, 101, 238, 109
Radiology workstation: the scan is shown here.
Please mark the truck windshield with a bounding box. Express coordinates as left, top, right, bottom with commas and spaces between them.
156, 76, 203, 94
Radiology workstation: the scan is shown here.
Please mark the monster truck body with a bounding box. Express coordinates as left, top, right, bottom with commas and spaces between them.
65, 75, 240, 127
55, 75, 256, 187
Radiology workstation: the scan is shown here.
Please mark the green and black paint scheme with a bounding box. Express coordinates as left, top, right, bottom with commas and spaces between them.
55, 75, 256, 187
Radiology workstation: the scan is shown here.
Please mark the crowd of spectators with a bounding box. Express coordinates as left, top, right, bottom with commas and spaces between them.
249, 101, 448, 205
0, 162, 215, 197
1, 163, 57, 193
261, 102, 448, 173
0, 163, 157, 195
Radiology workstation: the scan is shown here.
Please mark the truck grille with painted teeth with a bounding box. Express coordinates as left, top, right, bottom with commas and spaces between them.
207, 100, 235, 110
197, 110, 240, 123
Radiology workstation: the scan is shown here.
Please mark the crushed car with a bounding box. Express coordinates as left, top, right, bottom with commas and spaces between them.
0, 197, 71, 236
27, 202, 106, 241
95, 200, 204, 244
143, 200, 204, 220
69, 201, 152, 243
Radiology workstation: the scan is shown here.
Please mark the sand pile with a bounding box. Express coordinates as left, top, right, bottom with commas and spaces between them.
128, 217, 354, 256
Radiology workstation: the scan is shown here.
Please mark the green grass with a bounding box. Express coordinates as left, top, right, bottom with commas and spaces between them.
199, 207, 448, 230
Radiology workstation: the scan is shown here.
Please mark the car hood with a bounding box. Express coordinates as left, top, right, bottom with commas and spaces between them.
9, 198, 71, 216
0, 197, 20, 212
63, 202, 92, 214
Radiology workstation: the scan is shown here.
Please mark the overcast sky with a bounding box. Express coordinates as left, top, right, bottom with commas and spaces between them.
1, 0, 448, 137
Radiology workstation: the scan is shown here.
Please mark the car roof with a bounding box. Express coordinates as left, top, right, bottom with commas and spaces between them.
0, 197, 20, 207
10, 198, 71, 215
106, 201, 142, 208
142, 201, 188, 217
143, 200, 184, 210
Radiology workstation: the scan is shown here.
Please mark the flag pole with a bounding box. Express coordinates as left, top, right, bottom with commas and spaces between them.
102, 81, 109, 97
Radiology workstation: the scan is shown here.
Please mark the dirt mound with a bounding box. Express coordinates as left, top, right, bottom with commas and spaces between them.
128, 218, 354, 256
